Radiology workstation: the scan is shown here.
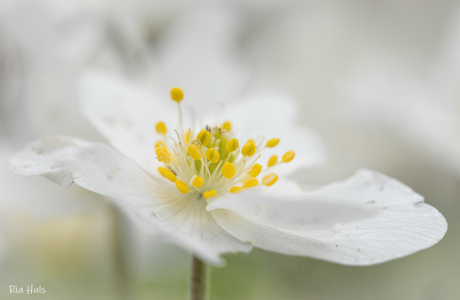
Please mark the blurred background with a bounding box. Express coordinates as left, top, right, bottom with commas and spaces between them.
0, 0, 459, 299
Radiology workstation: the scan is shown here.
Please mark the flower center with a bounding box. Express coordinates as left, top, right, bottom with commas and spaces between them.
154, 88, 295, 200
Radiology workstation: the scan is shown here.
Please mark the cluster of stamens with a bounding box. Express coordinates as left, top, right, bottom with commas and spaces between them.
153, 87, 295, 200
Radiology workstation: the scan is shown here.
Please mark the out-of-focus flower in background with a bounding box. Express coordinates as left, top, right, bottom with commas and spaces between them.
335, 4, 460, 180
0, 0, 106, 142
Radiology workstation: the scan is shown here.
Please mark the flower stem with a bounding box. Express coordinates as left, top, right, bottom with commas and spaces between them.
189, 256, 208, 300
111, 205, 131, 300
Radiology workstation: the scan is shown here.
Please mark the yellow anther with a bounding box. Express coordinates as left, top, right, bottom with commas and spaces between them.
196, 129, 211, 146
262, 173, 278, 186
230, 186, 244, 194
266, 138, 280, 148
203, 190, 217, 199
241, 142, 256, 156
226, 138, 239, 152
248, 163, 262, 177
188, 144, 203, 160
170, 87, 184, 102
155, 140, 166, 149
247, 138, 255, 145
190, 175, 204, 188
282, 150, 296, 163
222, 121, 232, 132
243, 179, 259, 188
268, 155, 278, 167
222, 162, 236, 179
158, 167, 177, 182
206, 148, 220, 163
155, 121, 167, 134
156, 147, 171, 163
175, 180, 189, 194
185, 130, 193, 144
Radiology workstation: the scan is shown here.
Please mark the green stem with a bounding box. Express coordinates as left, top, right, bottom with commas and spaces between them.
111, 205, 131, 300
189, 256, 208, 300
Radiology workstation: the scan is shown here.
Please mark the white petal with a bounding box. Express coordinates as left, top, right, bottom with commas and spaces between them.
256, 178, 304, 197
216, 90, 326, 174
0, 139, 104, 216
211, 169, 447, 265
132, 191, 252, 266
8, 137, 251, 265
8, 137, 163, 196
206, 190, 378, 230
80, 70, 177, 175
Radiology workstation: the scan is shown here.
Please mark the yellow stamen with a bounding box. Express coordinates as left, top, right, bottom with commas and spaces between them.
175, 180, 189, 194
158, 167, 177, 182
282, 150, 295, 163
230, 186, 244, 193
155, 140, 166, 149
247, 138, 255, 144
170, 87, 184, 102
203, 189, 217, 199
266, 138, 280, 148
248, 163, 262, 177
196, 129, 211, 146
226, 138, 239, 152
241, 142, 256, 156
222, 162, 236, 179
185, 130, 193, 144
222, 121, 232, 132
190, 175, 204, 188
155, 121, 167, 134
268, 155, 278, 167
262, 173, 278, 186
243, 179, 259, 188
206, 148, 220, 163
156, 147, 171, 163
188, 144, 203, 160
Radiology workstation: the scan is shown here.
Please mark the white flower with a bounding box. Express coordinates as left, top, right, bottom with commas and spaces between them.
9, 71, 447, 266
